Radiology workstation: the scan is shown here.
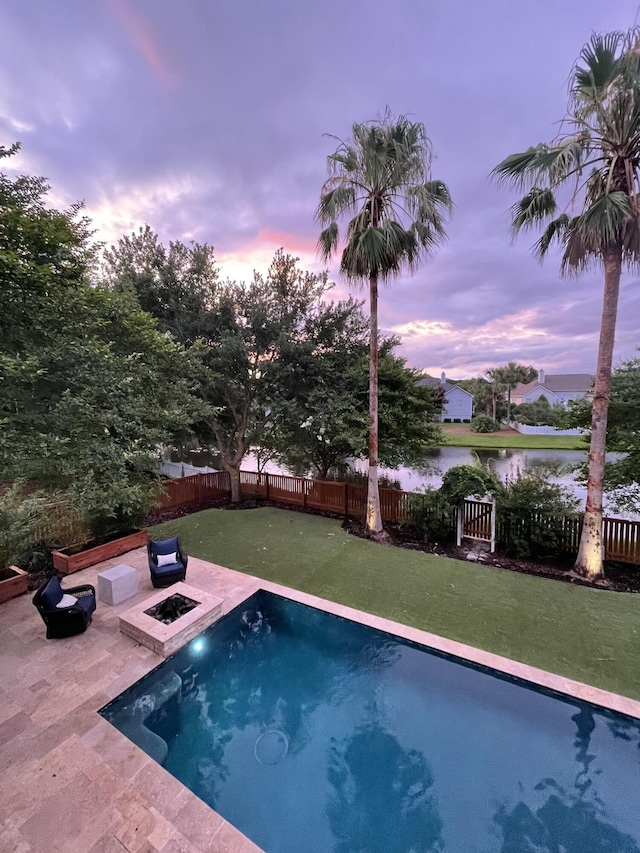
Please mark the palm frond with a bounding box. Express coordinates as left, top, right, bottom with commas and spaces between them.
533, 214, 571, 258
340, 223, 418, 282
316, 185, 358, 224
573, 32, 624, 102
492, 146, 550, 190
561, 191, 633, 272
405, 181, 454, 223
508, 187, 557, 237
317, 223, 339, 263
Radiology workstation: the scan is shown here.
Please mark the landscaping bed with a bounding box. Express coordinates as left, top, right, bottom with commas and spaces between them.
344, 518, 640, 593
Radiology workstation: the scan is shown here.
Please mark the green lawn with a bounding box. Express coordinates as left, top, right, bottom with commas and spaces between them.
150, 506, 640, 700
441, 423, 585, 450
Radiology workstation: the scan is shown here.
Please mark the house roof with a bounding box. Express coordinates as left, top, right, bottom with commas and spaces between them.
418, 376, 473, 397
513, 373, 594, 397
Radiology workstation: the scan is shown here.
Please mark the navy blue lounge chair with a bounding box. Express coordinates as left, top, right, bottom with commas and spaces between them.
147, 536, 188, 588
33, 575, 96, 639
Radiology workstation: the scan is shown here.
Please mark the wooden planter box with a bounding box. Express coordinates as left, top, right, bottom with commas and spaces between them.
0, 566, 29, 604
52, 530, 148, 574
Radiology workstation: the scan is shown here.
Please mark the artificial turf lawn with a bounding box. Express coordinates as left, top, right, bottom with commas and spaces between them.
150, 506, 640, 700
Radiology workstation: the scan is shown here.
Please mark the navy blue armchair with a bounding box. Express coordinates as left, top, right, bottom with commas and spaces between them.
33, 575, 96, 639
148, 536, 188, 588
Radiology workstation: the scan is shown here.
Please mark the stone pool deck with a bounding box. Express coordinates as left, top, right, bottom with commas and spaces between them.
2, 547, 640, 852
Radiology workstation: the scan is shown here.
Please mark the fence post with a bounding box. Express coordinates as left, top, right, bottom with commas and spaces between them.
302, 478, 307, 509
490, 497, 496, 553
456, 505, 463, 547
265, 472, 270, 500
344, 482, 348, 518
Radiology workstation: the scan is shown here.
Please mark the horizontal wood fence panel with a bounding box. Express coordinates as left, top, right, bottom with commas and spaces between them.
156, 469, 640, 566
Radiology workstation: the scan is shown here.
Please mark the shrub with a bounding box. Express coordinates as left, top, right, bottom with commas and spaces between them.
440, 464, 501, 506
496, 471, 579, 558
471, 415, 499, 433
404, 489, 456, 543
15, 539, 59, 577
463, 418, 471, 423
443, 418, 451, 423
453, 418, 461, 423
0, 483, 45, 571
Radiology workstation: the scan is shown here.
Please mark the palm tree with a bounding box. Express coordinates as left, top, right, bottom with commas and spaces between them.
493, 362, 537, 425
317, 112, 452, 535
486, 367, 505, 424
493, 30, 640, 579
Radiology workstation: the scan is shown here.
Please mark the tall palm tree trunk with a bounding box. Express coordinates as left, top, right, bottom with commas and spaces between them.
574, 246, 622, 579
365, 273, 383, 535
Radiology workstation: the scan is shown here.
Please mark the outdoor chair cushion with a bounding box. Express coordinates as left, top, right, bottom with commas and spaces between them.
40, 575, 64, 610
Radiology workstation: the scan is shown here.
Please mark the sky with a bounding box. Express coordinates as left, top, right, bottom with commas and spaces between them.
2, 0, 640, 378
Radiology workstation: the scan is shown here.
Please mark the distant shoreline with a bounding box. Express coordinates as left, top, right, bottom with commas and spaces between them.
440, 424, 586, 451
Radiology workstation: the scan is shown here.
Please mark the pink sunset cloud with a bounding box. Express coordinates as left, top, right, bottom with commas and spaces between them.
106, 0, 179, 88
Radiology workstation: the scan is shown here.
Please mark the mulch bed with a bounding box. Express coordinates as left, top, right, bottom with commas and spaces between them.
143, 498, 640, 594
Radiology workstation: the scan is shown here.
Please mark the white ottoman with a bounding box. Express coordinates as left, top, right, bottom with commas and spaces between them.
98, 563, 139, 605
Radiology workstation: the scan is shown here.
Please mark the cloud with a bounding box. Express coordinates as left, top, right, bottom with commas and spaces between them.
106, 0, 180, 88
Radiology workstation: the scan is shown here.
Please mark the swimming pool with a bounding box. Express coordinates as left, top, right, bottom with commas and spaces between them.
101, 590, 640, 853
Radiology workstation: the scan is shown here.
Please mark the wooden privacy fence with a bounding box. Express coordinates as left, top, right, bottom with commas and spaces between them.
157, 471, 231, 512
157, 469, 640, 567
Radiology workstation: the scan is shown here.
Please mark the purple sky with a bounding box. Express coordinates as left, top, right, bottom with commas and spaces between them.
2, 0, 639, 377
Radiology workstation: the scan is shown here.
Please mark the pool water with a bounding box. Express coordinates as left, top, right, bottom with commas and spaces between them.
101, 591, 640, 853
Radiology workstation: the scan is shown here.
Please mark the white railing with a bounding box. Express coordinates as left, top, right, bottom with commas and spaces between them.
161, 461, 218, 479
508, 421, 587, 437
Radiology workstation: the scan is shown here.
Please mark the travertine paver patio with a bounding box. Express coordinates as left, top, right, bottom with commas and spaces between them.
0, 548, 263, 853
2, 546, 640, 853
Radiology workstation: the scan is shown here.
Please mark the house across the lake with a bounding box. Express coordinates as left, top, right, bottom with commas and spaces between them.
511, 369, 594, 406
419, 372, 474, 421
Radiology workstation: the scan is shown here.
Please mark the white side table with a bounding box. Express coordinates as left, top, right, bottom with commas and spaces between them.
98, 563, 139, 605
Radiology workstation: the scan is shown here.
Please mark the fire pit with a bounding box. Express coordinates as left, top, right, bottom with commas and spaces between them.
119, 582, 223, 657
144, 593, 198, 624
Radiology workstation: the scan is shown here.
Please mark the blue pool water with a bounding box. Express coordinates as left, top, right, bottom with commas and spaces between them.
100, 592, 640, 853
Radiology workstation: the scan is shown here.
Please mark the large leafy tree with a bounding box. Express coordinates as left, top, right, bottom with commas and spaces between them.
493, 30, 640, 579
191, 250, 331, 501
317, 112, 452, 536
269, 300, 443, 478
103, 225, 220, 346
0, 147, 197, 534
